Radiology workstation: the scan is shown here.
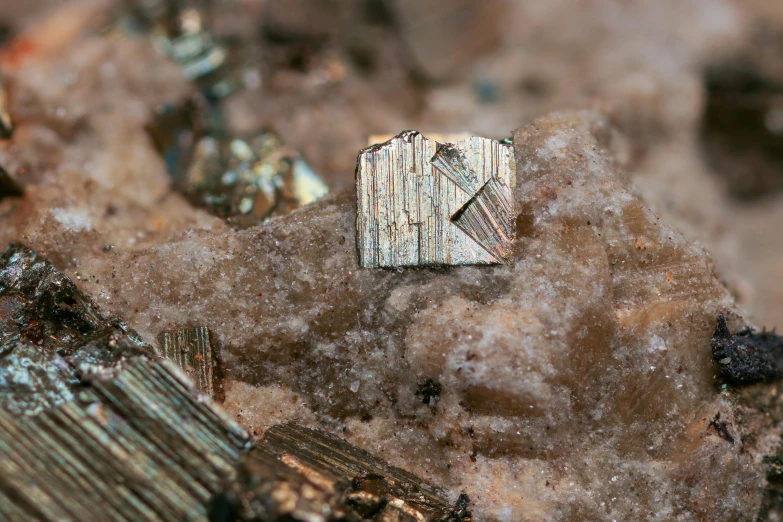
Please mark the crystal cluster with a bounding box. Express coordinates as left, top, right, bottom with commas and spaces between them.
0, 245, 467, 522
117, 0, 330, 227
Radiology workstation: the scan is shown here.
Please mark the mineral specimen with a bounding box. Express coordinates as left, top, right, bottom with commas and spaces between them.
212, 423, 471, 522
49, 110, 762, 520
146, 94, 328, 228
211, 445, 354, 522
0, 244, 150, 414
4, 0, 783, 518
158, 325, 221, 399
111, 0, 329, 226
107, 0, 241, 100
0, 244, 251, 519
174, 127, 328, 228
356, 131, 515, 267
185, 131, 328, 226
0, 357, 250, 521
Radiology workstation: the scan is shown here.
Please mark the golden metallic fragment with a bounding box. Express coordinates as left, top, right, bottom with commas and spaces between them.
214, 423, 471, 521
157, 326, 220, 399
356, 131, 515, 268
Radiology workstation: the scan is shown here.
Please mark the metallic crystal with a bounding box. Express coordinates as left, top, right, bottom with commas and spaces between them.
0, 358, 250, 521
146, 99, 329, 228
368, 133, 473, 147
212, 423, 471, 521
107, 0, 240, 100
181, 130, 329, 228
157, 326, 220, 399
356, 131, 515, 267
451, 177, 515, 262
0, 244, 152, 415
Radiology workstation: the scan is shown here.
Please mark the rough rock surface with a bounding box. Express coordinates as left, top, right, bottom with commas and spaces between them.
7, 103, 770, 520
1, 1, 783, 521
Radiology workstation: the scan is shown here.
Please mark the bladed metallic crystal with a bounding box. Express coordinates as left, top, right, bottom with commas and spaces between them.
212, 423, 472, 521
146, 100, 329, 228
0, 358, 250, 521
430, 142, 481, 195
451, 177, 515, 262
356, 131, 515, 267
0, 244, 151, 415
157, 326, 221, 399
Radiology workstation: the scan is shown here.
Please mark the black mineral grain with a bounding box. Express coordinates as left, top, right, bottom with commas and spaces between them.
712, 313, 783, 385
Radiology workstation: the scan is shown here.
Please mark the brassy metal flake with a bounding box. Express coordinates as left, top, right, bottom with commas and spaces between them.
212, 423, 472, 521
356, 131, 515, 268
157, 326, 221, 399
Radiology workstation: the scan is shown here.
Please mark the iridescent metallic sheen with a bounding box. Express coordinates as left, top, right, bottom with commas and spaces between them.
356, 131, 515, 267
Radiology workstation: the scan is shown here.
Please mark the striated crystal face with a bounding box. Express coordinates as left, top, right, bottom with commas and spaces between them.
0, 358, 251, 521
158, 326, 222, 399
355, 131, 515, 267
213, 424, 471, 522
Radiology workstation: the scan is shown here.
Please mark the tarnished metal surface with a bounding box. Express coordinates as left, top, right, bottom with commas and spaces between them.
182, 131, 329, 227
158, 326, 220, 399
450, 176, 515, 262
0, 358, 250, 521
116, 0, 330, 225
211, 423, 471, 522
148, 123, 329, 228
356, 131, 515, 267
0, 244, 151, 415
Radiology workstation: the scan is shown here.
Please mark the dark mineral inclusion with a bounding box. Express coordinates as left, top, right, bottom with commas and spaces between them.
712, 312, 783, 385
0, 244, 468, 521
0, 163, 23, 201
